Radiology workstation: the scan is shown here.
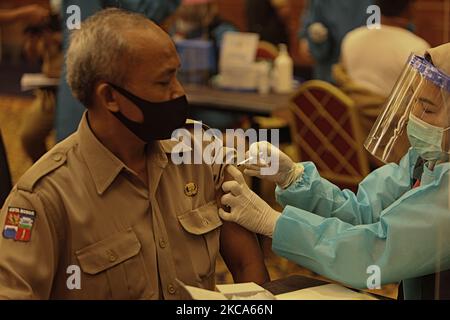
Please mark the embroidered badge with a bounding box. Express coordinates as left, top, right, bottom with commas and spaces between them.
3, 207, 36, 242
184, 182, 198, 197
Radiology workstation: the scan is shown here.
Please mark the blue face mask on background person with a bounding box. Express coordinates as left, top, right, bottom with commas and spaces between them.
407, 113, 450, 161
108, 83, 189, 143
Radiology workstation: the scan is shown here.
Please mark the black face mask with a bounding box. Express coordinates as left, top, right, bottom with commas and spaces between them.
108, 83, 189, 142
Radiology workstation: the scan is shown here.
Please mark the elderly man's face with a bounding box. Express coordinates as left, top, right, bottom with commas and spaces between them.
112, 26, 185, 123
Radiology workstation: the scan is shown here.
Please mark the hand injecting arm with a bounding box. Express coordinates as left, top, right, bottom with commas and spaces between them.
242, 141, 304, 189
219, 166, 281, 238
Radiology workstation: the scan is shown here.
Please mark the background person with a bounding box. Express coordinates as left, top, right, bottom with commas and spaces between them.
246, 0, 290, 47
298, 0, 373, 83
172, 0, 237, 52
339, 0, 429, 97
334, 0, 430, 136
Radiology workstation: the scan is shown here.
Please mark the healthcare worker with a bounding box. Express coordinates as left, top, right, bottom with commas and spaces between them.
220, 43, 450, 300
56, 0, 181, 141
299, 0, 373, 83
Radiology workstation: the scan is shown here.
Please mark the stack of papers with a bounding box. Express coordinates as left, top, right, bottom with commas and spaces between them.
218, 32, 261, 90
276, 284, 378, 300
177, 280, 378, 300
177, 281, 276, 300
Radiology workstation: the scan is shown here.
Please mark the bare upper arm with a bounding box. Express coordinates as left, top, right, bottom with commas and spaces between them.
219, 221, 270, 284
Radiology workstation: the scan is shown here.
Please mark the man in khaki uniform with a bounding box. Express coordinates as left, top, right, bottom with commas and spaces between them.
0, 8, 269, 299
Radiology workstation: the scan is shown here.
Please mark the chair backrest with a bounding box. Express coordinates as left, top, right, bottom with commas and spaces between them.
0, 129, 12, 208
288, 80, 370, 190
256, 41, 279, 61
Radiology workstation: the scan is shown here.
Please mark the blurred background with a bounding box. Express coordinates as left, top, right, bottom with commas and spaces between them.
1, 0, 450, 58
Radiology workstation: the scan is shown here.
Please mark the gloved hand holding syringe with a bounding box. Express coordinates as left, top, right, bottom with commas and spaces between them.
238, 142, 304, 189
218, 142, 304, 238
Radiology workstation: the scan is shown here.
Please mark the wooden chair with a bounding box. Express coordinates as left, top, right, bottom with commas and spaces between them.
288, 80, 371, 191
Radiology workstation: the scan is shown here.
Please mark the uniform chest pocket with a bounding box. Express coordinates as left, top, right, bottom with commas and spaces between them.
178, 201, 223, 235
75, 228, 152, 300
177, 201, 223, 282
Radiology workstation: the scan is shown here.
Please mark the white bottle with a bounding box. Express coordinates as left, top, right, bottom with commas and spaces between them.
273, 44, 293, 94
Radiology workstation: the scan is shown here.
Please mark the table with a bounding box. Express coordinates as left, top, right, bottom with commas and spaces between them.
263, 275, 394, 300
262, 275, 328, 296
184, 84, 291, 116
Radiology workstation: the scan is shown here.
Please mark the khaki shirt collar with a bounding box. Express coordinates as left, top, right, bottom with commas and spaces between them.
78, 112, 193, 195
78, 112, 127, 195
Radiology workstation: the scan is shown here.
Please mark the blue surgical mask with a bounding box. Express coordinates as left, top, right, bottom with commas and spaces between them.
407, 113, 449, 161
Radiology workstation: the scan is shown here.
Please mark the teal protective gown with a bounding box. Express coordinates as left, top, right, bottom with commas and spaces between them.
272, 149, 450, 299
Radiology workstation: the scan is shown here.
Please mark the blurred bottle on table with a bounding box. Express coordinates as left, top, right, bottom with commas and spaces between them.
272, 44, 293, 94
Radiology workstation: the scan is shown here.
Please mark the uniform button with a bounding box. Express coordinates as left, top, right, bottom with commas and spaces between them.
159, 239, 166, 249
52, 154, 62, 162
168, 284, 177, 295
106, 250, 118, 262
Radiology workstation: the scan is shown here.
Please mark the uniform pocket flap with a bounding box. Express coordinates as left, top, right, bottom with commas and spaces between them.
178, 201, 223, 235
76, 228, 141, 275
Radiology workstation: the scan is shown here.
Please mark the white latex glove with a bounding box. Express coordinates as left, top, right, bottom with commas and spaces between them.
242, 141, 304, 189
219, 166, 281, 238
308, 22, 329, 44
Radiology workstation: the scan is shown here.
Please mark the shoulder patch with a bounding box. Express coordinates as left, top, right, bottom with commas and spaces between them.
17, 151, 67, 192
3, 207, 36, 242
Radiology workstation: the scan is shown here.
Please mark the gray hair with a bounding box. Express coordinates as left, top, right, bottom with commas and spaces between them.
66, 8, 153, 106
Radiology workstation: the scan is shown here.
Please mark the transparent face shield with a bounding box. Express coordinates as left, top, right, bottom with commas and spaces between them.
364, 54, 450, 164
